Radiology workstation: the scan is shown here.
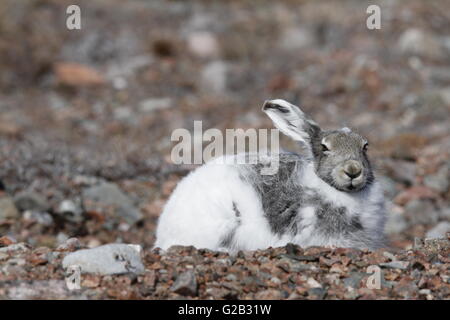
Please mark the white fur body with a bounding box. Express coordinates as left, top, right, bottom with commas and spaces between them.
154, 154, 385, 252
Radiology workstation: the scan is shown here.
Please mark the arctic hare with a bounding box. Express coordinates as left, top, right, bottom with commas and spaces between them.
155, 99, 386, 252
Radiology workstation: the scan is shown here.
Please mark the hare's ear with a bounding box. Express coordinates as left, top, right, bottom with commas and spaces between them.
262, 99, 321, 147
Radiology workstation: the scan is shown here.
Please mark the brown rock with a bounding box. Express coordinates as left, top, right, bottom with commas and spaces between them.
142, 270, 157, 288
394, 186, 438, 206
170, 270, 197, 296
0, 196, 20, 221
28, 247, 51, 266
82, 275, 101, 288
0, 236, 15, 247
254, 289, 283, 300
54, 62, 105, 87
56, 238, 83, 252
0, 119, 21, 137
378, 133, 427, 160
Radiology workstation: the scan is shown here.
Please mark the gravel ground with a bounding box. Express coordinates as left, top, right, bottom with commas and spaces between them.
0, 0, 450, 299
0, 237, 449, 299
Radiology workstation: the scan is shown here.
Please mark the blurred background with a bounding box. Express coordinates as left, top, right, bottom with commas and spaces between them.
0, 0, 449, 251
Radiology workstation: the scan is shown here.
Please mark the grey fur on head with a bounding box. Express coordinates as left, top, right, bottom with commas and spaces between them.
263, 99, 373, 193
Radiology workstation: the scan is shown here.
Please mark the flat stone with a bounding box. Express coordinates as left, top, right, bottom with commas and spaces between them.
385, 206, 409, 235
57, 199, 83, 223
404, 199, 439, 225
139, 97, 173, 113
82, 182, 142, 225
7, 280, 73, 300
13, 191, 48, 212
307, 287, 327, 299
398, 28, 443, 59
379, 261, 409, 270
187, 31, 219, 58
343, 272, 366, 288
0, 196, 20, 220
23, 210, 53, 226
170, 270, 197, 296
0, 243, 30, 253
426, 222, 450, 239
306, 277, 322, 289
423, 165, 449, 193
201, 61, 228, 93
62, 243, 145, 275
279, 27, 314, 50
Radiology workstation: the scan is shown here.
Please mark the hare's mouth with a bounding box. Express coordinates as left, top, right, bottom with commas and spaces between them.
331, 176, 366, 192
330, 166, 367, 192
342, 178, 368, 192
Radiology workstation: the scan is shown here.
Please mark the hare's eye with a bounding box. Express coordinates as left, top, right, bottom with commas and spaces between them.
321, 144, 329, 152
363, 143, 369, 152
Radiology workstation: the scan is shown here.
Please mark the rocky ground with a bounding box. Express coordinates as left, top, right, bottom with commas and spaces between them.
0, 237, 449, 299
0, 0, 450, 299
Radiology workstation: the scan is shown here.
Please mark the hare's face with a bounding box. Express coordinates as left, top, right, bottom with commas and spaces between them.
313, 130, 374, 192
262, 99, 374, 193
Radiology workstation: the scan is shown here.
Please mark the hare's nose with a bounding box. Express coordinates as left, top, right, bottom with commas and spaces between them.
344, 161, 362, 179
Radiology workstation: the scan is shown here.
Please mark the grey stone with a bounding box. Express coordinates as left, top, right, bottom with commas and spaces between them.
385, 206, 408, 235
23, 210, 53, 226
0, 243, 30, 253
380, 261, 409, 270
187, 31, 219, 58
270, 277, 281, 285
398, 28, 443, 59
47, 93, 67, 110
73, 175, 99, 186
381, 159, 416, 185
57, 199, 84, 223
306, 277, 322, 289
62, 243, 145, 275
423, 238, 450, 251
279, 27, 314, 51
82, 182, 142, 225
441, 35, 450, 53
7, 280, 73, 300
0, 196, 20, 221
404, 200, 439, 225
343, 272, 366, 288
113, 106, 133, 121
56, 232, 69, 245
56, 237, 83, 252
428, 67, 450, 85
440, 207, 450, 220
426, 222, 450, 239
170, 270, 197, 296
424, 175, 449, 193
290, 262, 314, 272
307, 287, 327, 299
383, 251, 397, 261
225, 274, 238, 282
5, 257, 26, 266
378, 175, 400, 198
424, 165, 449, 193
439, 87, 450, 105
14, 191, 48, 212
139, 97, 172, 113
201, 61, 228, 93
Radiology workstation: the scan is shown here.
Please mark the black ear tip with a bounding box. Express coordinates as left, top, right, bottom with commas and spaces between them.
262, 100, 273, 111
262, 100, 289, 113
